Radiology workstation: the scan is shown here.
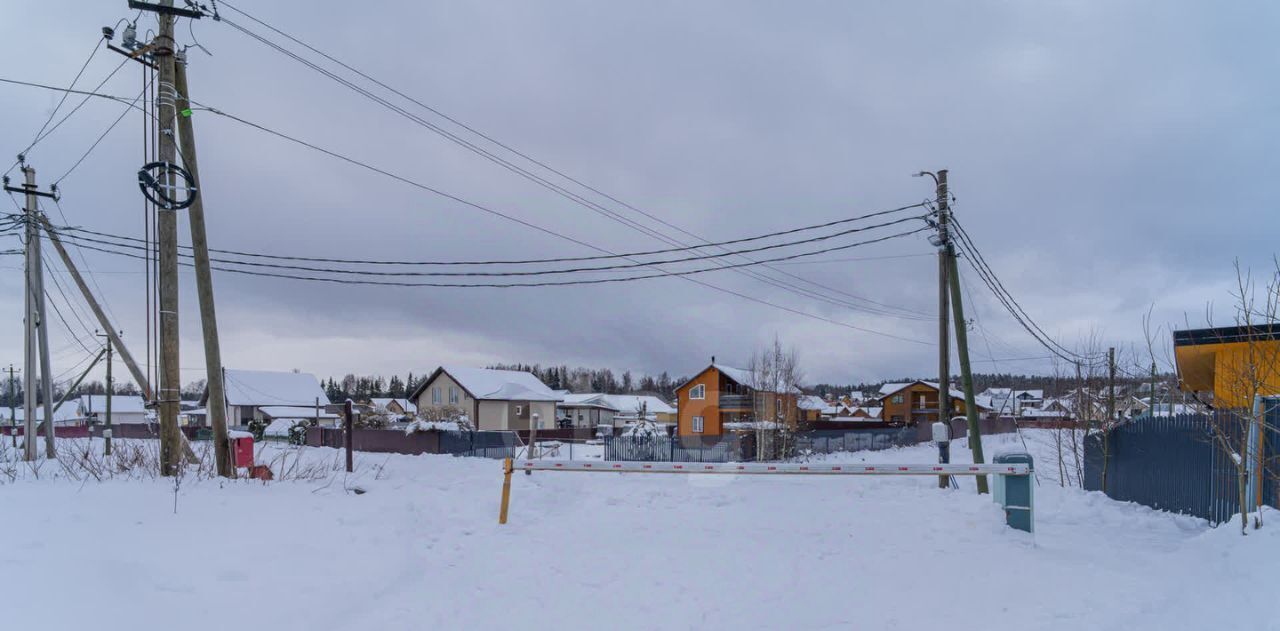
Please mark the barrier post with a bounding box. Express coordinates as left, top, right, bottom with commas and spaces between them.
498, 457, 514, 524
994, 452, 1034, 533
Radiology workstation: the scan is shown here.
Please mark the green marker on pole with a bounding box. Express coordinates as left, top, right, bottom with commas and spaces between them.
181, 108, 193, 118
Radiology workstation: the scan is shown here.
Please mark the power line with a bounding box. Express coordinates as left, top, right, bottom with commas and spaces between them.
54, 228, 933, 343
60, 202, 926, 266
53, 73, 154, 185
54, 213, 927, 277
42, 252, 98, 342
52, 199, 123, 328
52, 223, 930, 288
211, 8, 934, 321
3, 57, 133, 174
770, 252, 936, 266
43, 285, 95, 355
948, 214, 1098, 365
5, 38, 106, 177
0, 77, 140, 106
190, 101, 935, 328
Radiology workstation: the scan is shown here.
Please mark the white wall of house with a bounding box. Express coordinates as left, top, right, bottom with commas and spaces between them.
475, 401, 507, 430
530, 401, 556, 430
415, 372, 477, 418
415, 372, 559, 430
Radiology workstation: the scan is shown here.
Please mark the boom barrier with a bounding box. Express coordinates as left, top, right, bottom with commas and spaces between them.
497, 452, 1035, 532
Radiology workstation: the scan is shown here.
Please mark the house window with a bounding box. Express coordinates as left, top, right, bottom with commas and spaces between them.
691, 415, 704, 433
431, 387, 442, 405
690, 384, 705, 400
891, 394, 904, 404
448, 387, 459, 405
515, 405, 523, 416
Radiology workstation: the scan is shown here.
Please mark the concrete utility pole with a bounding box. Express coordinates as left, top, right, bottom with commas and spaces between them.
174, 58, 231, 477
17, 166, 57, 459
154, 0, 182, 475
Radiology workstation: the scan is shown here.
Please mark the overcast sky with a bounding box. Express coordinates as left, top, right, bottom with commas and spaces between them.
1, 1, 1277, 389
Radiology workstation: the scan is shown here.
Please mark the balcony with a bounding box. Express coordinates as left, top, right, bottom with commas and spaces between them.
718, 394, 753, 409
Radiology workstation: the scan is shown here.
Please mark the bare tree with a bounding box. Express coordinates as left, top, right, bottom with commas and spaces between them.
747, 336, 803, 460
1201, 260, 1280, 533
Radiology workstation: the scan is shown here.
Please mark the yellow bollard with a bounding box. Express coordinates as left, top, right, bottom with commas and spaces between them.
498, 457, 514, 524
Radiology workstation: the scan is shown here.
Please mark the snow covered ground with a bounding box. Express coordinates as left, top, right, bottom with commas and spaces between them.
0, 431, 1275, 631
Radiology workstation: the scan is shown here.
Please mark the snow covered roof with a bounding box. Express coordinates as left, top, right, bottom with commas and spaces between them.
221, 369, 328, 407
878, 381, 968, 402
830, 415, 880, 423
557, 393, 620, 411
714, 363, 753, 386
370, 398, 415, 412
602, 394, 675, 416
798, 395, 826, 410
78, 395, 147, 414
259, 405, 338, 420
1, 405, 81, 422
429, 366, 562, 402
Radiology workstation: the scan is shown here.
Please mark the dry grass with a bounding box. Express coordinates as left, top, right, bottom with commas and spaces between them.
0, 436, 369, 486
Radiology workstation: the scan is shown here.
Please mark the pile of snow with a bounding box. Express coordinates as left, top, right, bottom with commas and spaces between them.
404, 419, 467, 434
263, 417, 303, 438
1, 430, 1277, 630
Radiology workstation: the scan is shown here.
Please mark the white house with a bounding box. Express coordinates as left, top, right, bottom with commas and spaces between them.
1, 405, 82, 426
203, 368, 331, 428
77, 395, 149, 425
601, 394, 676, 425
556, 393, 620, 429
370, 398, 416, 417
410, 366, 562, 431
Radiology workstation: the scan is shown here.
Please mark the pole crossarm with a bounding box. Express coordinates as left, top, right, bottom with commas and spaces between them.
511, 460, 1030, 476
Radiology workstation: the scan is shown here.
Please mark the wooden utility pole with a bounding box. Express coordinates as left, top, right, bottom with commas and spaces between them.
1107, 347, 1116, 424
344, 399, 354, 473
154, 0, 182, 475
99, 331, 115, 455
173, 58, 231, 477
1150, 361, 1157, 417
946, 245, 989, 494
6, 364, 17, 448
931, 169, 989, 494
935, 171, 951, 433
39, 217, 151, 399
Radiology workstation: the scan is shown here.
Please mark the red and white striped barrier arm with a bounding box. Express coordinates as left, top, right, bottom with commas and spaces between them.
513, 461, 1030, 476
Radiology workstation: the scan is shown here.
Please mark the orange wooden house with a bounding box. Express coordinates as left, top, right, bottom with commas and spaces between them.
877, 380, 988, 426
674, 360, 799, 436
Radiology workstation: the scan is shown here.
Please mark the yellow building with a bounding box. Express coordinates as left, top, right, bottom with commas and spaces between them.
1173, 325, 1280, 409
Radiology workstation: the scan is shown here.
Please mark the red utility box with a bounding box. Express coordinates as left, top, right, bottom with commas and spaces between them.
232, 436, 254, 468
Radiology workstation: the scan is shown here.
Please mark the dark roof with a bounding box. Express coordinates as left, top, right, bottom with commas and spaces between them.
1173, 324, 1280, 347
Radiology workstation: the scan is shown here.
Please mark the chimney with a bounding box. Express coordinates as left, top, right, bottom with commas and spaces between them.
711, 355, 716, 364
